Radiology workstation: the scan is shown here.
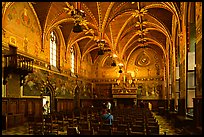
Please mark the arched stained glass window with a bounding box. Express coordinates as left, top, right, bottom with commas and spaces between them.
70, 46, 75, 73
50, 31, 57, 67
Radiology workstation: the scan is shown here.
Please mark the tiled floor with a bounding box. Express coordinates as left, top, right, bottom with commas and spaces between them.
152, 112, 183, 135
2, 113, 183, 135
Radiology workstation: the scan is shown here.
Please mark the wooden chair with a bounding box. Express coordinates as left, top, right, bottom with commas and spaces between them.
90, 122, 100, 135
129, 130, 145, 135
43, 115, 59, 135
78, 121, 90, 130
111, 130, 127, 135
146, 125, 159, 135
55, 113, 69, 131
27, 114, 35, 134
101, 124, 112, 130
147, 121, 158, 126
79, 127, 94, 135
131, 124, 144, 131
116, 123, 128, 131
67, 126, 80, 135
32, 116, 44, 135
97, 127, 111, 135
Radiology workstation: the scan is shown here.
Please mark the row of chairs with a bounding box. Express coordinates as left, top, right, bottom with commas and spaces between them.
145, 109, 160, 135
75, 107, 156, 135
27, 107, 159, 135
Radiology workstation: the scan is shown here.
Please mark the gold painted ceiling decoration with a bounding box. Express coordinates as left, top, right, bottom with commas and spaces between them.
11, 2, 180, 65
135, 51, 151, 67
64, 3, 90, 33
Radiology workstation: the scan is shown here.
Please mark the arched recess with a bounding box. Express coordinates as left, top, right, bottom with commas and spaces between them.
41, 82, 57, 114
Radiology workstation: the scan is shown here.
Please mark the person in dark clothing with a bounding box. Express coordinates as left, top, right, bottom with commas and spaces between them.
101, 109, 113, 125
139, 100, 145, 108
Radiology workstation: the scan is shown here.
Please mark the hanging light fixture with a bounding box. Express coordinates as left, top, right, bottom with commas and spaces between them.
71, 9, 86, 33
111, 61, 116, 66
118, 63, 124, 73
97, 39, 106, 55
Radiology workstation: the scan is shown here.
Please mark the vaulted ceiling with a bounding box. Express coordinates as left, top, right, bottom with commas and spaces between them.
30, 2, 180, 65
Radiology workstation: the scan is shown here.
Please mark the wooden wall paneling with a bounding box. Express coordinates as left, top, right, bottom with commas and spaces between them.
68, 99, 74, 111
18, 99, 26, 114
58, 100, 62, 112
64, 101, 68, 111
13, 113, 24, 127
60, 101, 63, 112
63, 100, 67, 111
8, 99, 17, 114
2, 99, 8, 114
58, 99, 64, 112
7, 115, 14, 128
34, 100, 42, 117
57, 99, 60, 112
2, 98, 8, 130
67, 100, 70, 111
81, 99, 92, 108
18, 99, 26, 122
27, 100, 33, 115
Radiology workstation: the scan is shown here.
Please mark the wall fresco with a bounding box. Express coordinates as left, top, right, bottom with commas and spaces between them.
22, 68, 93, 99
4, 2, 42, 59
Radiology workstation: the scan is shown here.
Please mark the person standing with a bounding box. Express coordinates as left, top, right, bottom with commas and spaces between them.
139, 100, 145, 108
43, 101, 50, 115
106, 101, 111, 111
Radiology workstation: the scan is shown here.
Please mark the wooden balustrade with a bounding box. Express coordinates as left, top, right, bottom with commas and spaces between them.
4, 54, 33, 72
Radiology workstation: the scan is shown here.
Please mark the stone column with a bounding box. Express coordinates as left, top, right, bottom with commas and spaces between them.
178, 22, 187, 116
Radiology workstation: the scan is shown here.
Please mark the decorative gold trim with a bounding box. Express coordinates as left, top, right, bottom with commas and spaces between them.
9, 36, 16, 46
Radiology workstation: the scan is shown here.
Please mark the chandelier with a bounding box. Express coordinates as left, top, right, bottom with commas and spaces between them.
71, 9, 86, 33
97, 39, 106, 55
118, 63, 123, 73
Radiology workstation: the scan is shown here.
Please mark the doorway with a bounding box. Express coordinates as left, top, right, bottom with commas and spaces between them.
43, 95, 50, 114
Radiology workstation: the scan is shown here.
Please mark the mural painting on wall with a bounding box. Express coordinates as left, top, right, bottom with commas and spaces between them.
137, 83, 160, 99
6, 3, 40, 39
93, 84, 112, 99
20, 7, 31, 27
7, 4, 32, 28
22, 68, 74, 98
7, 5, 17, 22
53, 74, 74, 98
23, 69, 45, 96
80, 83, 92, 99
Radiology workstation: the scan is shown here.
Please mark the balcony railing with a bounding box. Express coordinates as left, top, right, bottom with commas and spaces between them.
4, 54, 34, 73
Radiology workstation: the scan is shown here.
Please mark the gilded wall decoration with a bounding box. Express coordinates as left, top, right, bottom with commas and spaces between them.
23, 36, 28, 52
80, 83, 92, 99
137, 83, 160, 99
22, 69, 75, 98
155, 63, 160, 76
135, 51, 151, 67
23, 70, 44, 96
20, 7, 31, 27
4, 2, 41, 57
7, 5, 17, 21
